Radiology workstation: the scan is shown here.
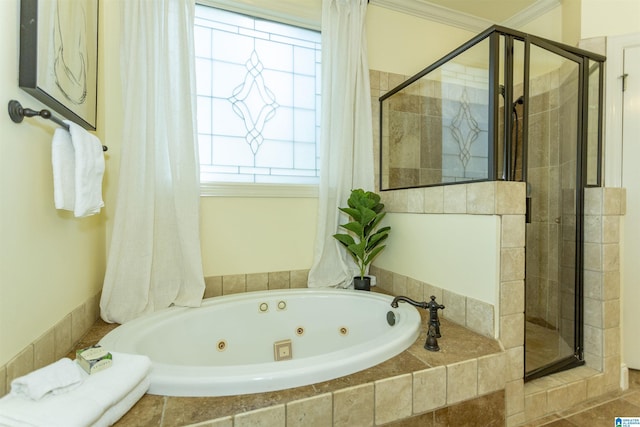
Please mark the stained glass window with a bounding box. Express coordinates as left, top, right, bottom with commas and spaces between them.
194, 5, 321, 184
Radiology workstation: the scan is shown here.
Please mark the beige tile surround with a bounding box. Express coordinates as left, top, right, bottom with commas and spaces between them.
368, 181, 625, 426
193, 274, 508, 426
2, 271, 507, 427
371, 265, 496, 339
174, 310, 506, 426
0, 292, 101, 396
372, 180, 528, 426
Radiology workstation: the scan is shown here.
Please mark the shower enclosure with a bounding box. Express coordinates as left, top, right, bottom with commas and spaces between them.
379, 26, 605, 380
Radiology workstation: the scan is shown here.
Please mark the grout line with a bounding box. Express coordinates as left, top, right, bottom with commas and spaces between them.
158, 396, 168, 427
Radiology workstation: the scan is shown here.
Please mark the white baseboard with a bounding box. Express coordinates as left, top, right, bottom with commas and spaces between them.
621, 363, 629, 390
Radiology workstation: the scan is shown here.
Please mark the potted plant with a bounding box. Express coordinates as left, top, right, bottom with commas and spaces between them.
333, 189, 391, 291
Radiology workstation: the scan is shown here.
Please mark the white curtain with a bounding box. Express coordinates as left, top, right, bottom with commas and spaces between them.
100, 0, 205, 323
308, 0, 374, 288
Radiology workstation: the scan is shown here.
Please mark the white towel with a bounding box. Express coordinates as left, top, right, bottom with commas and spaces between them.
51, 121, 105, 218
10, 358, 84, 401
51, 128, 75, 212
0, 352, 151, 427
91, 376, 150, 427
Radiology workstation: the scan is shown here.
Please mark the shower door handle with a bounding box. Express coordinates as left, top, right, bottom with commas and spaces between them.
526, 197, 531, 224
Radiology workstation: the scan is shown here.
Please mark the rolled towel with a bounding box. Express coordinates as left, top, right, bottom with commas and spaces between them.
0, 352, 151, 427
10, 358, 84, 401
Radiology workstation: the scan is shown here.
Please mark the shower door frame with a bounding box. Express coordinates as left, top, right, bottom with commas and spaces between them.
518, 35, 604, 381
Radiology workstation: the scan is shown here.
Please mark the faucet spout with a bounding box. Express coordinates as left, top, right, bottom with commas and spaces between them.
390, 295, 428, 309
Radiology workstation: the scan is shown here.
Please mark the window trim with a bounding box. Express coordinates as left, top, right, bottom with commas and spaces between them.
200, 182, 318, 198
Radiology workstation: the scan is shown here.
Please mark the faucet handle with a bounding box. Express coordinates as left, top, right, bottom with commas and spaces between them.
429, 295, 445, 310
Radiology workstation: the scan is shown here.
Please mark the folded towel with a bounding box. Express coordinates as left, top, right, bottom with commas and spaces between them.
91, 376, 150, 427
52, 128, 75, 212
0, 352, 151, 427
51, 122, 105, 218
10, 358, 84, 401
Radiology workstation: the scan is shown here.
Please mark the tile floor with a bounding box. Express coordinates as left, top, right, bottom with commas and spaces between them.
526, 368, 640, 426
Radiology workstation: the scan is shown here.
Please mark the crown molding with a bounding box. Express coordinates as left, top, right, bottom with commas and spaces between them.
370, 0, 492, 32
370, 0, 561, 33
502, 0, 561, 28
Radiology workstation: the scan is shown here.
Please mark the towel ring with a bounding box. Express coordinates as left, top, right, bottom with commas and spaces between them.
8, 100, 108, 152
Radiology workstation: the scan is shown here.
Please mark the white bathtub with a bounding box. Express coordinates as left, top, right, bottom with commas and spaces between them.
99, 288, 421, 397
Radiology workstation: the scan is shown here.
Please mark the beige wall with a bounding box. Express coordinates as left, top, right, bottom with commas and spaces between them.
374, 213, 500, 306
560, 0, 640, 46
520, 4, 563, 41
200, 197, 317, 276
0, 0, 113, 366
580, 0, 640, 39
366, 5, 475, 76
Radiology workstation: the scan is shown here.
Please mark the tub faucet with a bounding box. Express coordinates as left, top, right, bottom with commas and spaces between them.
391, 295, 445, 351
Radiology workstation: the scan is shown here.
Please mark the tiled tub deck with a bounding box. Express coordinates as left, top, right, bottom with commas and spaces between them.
73, 309, 506, 426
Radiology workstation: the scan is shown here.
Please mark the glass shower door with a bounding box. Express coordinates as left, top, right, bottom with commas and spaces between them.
524, 40, 584, 378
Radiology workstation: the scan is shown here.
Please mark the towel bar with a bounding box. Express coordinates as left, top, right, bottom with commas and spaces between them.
7, 100, 108, 152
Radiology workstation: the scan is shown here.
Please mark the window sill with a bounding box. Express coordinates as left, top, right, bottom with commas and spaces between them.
200, 182, 319, 198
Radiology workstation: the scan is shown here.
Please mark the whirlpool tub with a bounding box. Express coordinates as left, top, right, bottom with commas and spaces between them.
99, 288, 421, 397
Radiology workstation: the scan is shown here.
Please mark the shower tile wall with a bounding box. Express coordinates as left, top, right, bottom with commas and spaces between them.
385, 79, 442, 188
525, 63, 580, 355
526, 69, 562, 331
558, 68, 580, 349
383, 65, 488, 189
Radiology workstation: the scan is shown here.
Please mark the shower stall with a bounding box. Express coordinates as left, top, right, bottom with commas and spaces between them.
379, 26, 605, 380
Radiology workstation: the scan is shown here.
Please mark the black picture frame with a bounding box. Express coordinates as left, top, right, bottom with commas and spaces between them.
19, 0, 99, 130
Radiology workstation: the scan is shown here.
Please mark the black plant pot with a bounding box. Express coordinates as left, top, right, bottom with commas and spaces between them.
353, 276, 371, 291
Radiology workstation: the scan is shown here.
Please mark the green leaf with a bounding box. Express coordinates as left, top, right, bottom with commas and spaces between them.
340, 221, 364, 237
339, 207, 361, 222
364, 212, 386, 235
347, 241, 366, 260
358, 207, 376, 227
366, 230, 389, 250
333, 233, 355, 247
364, 245, 386, 265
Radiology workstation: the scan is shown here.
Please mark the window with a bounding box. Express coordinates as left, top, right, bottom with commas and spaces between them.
194, 4, 321, 192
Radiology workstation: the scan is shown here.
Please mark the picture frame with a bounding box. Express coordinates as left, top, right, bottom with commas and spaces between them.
19, 0, 99, 130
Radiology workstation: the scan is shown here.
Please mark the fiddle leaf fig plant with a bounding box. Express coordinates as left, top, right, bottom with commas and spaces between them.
333, 189, 391, 279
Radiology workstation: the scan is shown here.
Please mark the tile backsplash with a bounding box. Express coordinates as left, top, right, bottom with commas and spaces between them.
0, 292, 101, 396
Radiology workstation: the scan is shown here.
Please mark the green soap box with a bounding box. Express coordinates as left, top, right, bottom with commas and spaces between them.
76, 345, 112, 374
